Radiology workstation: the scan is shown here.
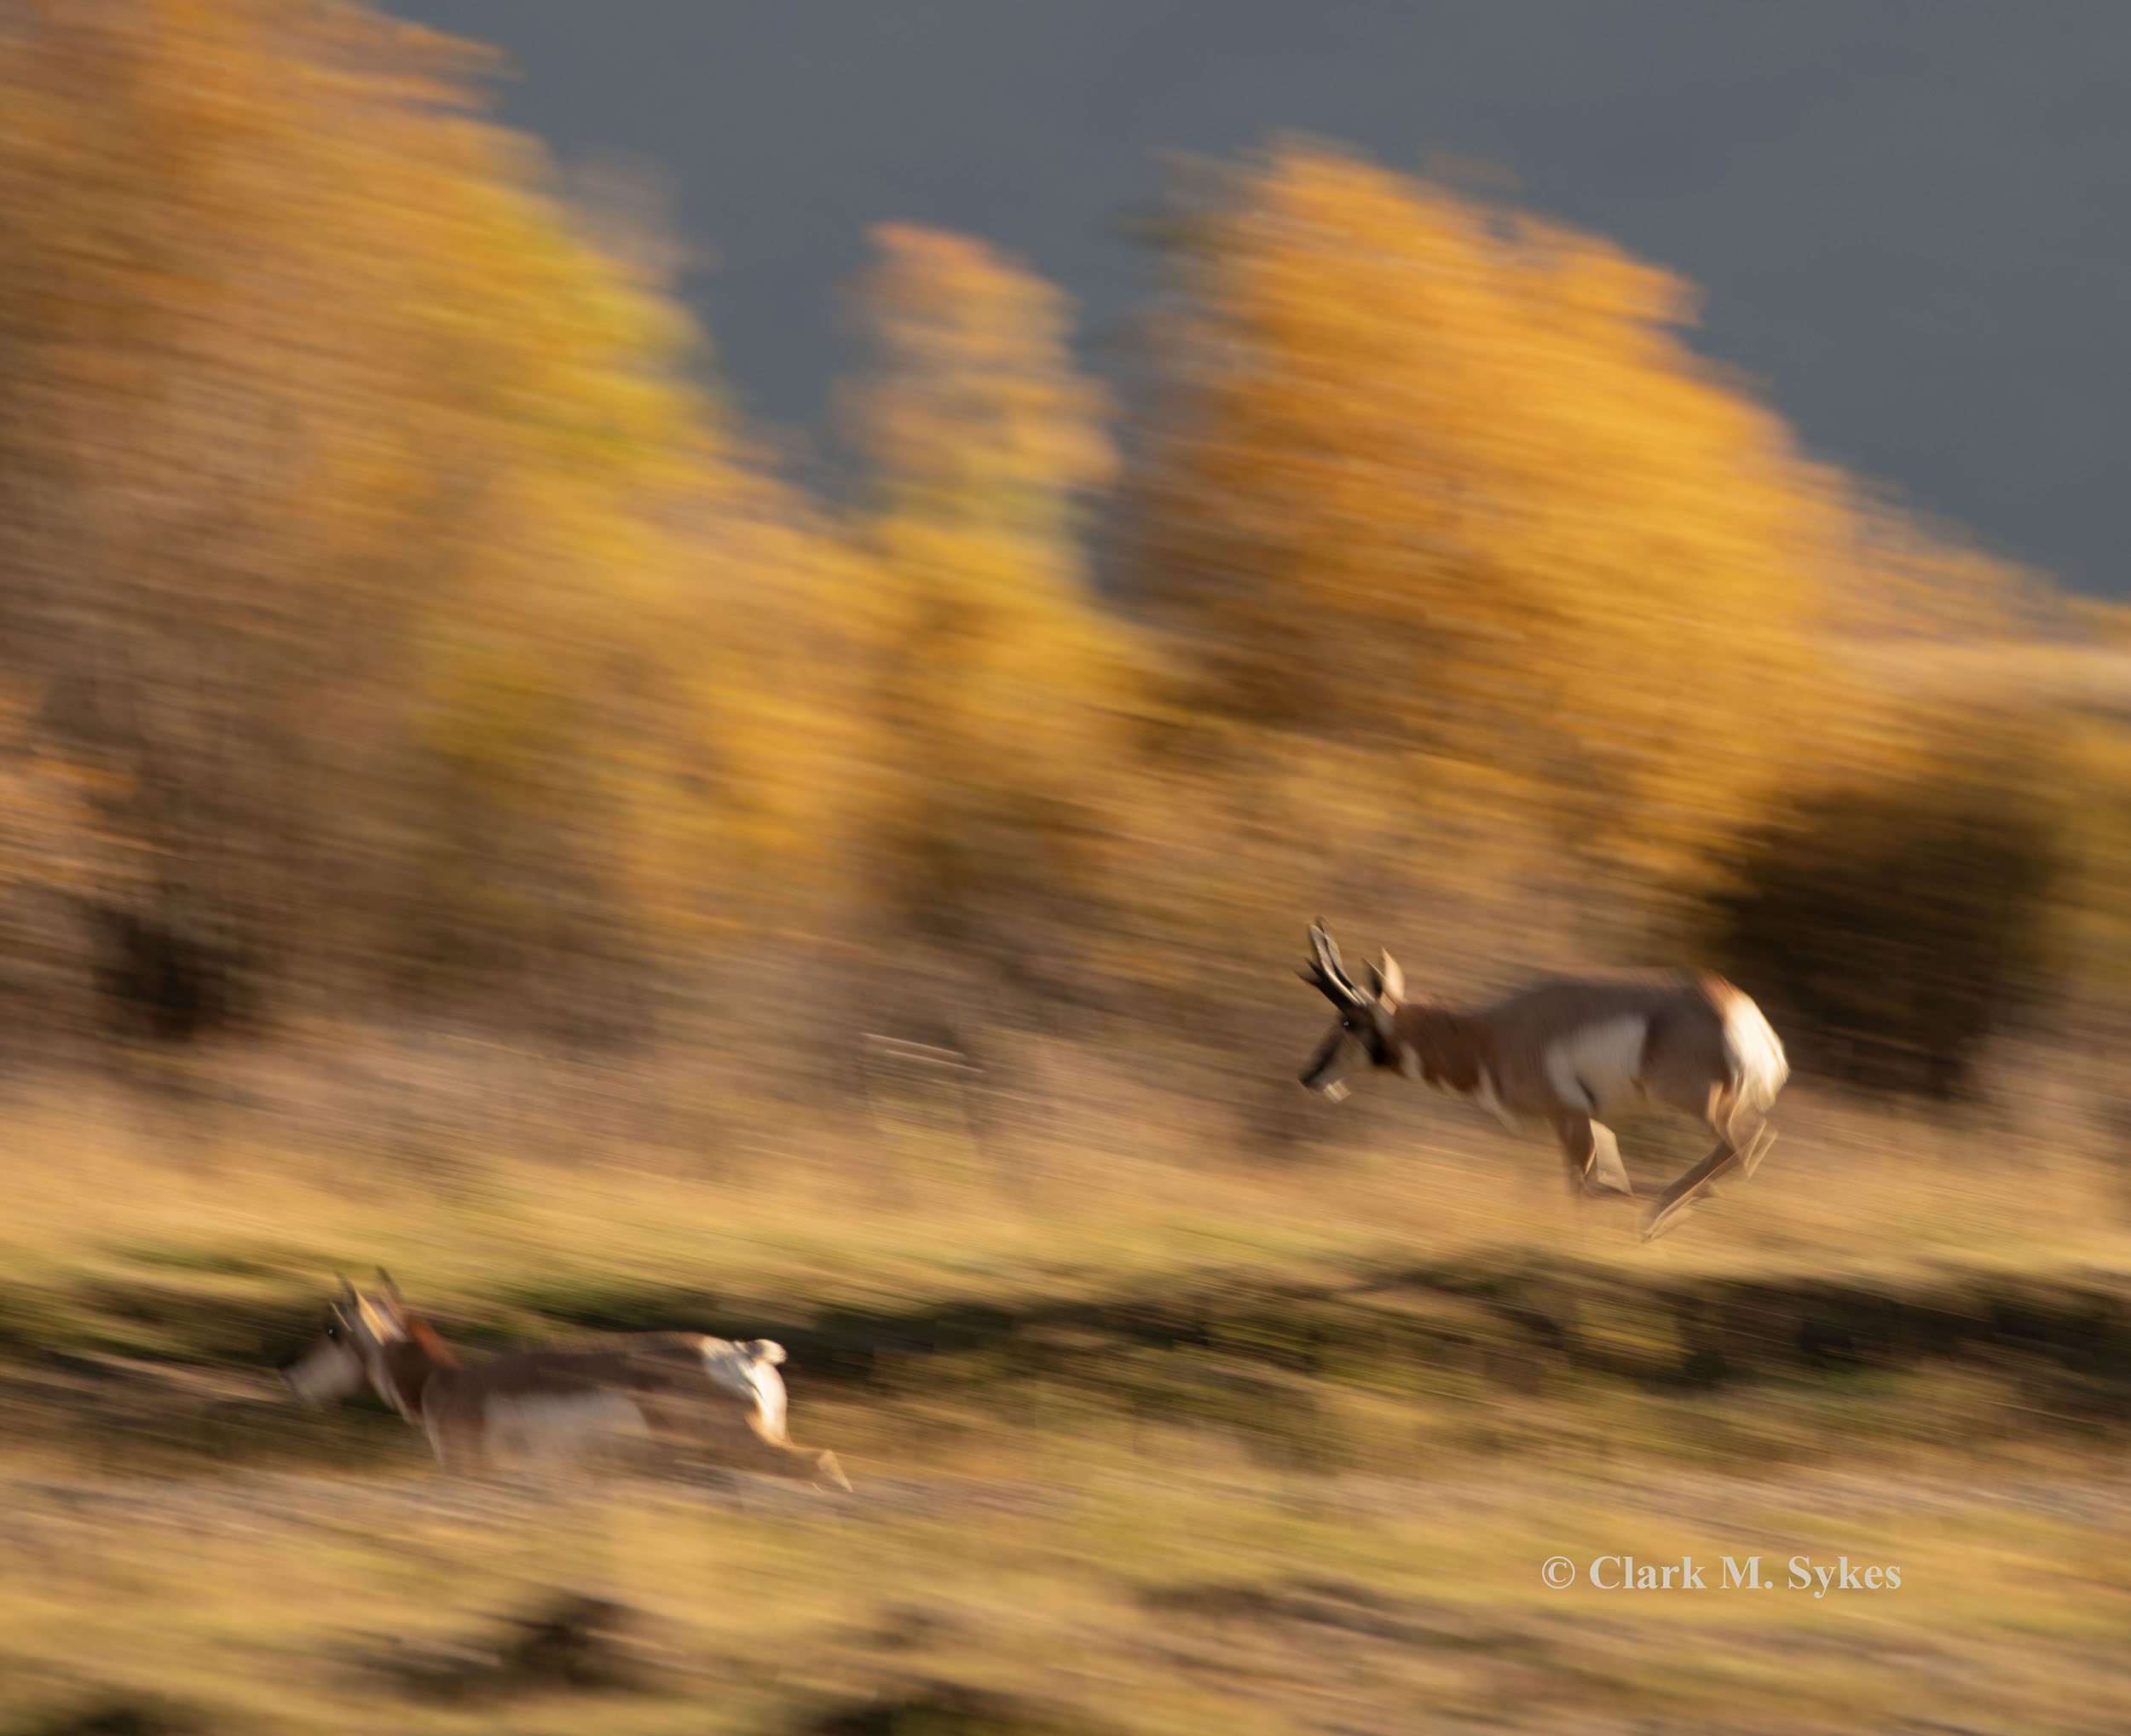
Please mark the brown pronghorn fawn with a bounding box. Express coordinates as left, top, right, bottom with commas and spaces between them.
1297, 922, 1788, 1240
281, 1275, 850, 1489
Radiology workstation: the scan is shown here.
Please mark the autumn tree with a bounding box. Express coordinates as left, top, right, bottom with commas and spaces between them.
1125, 144, 1873, 895
0, 0, 864, 1035
840, 224, 1149, 978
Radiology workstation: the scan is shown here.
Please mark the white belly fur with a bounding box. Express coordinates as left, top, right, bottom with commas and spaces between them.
1543, 1016, 1649, 1116
484, 1389, 651, 1461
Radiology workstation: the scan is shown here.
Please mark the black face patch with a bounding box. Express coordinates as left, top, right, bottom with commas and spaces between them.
1350, 1012, 1396, 1066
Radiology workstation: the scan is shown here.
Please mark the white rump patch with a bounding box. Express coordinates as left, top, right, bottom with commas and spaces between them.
1544, 1016, 1649, 1116
483, 1389, 650, 1462
700, 1338, 789, 1440
1723, 996, 1790, 1110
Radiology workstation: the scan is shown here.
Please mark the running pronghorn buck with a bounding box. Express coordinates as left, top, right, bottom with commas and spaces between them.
1297, 922, 1788, 1240
281, 1274, 850, 1489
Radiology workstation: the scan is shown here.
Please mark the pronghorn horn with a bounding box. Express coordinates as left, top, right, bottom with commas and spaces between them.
1311, 920, 1344, 978
1305, 921, 1370, 1009
1300, 957, 1348, 1008
375, 1267, 401, 1302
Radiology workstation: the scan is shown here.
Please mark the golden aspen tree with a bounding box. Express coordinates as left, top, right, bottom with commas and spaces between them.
1129, 144, 1869, 887
0, 0, 863, 1028
842, 224, 1149, 962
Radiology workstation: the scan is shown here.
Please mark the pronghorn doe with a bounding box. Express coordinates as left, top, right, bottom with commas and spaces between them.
281, 1275, 850, 1489
1297, 922, 1788, 1239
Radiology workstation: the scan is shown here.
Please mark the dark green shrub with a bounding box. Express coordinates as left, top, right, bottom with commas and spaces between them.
1704, 774, 2064, 1098
805, 1684, 1112, 1736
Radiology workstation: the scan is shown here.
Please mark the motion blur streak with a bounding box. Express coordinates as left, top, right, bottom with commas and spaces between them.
0, 6, 2126, 1733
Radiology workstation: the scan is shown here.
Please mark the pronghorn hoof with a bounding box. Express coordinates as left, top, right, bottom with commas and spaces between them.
1739, 1128, 1777, 1181
1640, 1200, 1695, 1242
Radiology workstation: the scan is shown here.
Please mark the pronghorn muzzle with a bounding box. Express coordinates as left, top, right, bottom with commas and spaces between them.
280, 1327, 367, 1407
1300, 1021, 1362, 1099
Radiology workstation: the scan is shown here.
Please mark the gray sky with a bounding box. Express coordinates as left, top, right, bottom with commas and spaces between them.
395, 1, 2131, 597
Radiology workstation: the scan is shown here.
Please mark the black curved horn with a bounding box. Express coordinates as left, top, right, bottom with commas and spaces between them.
1303, 920, 1370, 1009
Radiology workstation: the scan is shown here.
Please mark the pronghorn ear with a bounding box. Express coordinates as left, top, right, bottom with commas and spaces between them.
353, 1291, 396, 1341
746, 1340, 788, 1366
1372, 952, 1405, 1009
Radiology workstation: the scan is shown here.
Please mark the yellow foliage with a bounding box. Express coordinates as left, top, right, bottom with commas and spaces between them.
0, 0, 871, 1008
843, 225, 1151, 937
0, 676, 145, 1023
1130, 144, 1887, 880
846, 223, 1117, 533
0, 683, 137, 900
0, 7, 2110, 1039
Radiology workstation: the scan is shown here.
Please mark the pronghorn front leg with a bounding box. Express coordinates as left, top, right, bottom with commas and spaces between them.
424, 1404, 494, 1477
1553, 1110, 1634, 1200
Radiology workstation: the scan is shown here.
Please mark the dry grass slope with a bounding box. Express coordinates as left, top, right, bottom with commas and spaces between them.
1, 1033, 2126, 1735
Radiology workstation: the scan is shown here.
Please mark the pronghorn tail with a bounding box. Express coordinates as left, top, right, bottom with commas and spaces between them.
1722, 993, 1789, 1112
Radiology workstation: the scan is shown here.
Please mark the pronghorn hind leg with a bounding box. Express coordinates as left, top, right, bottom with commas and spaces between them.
1641, 1131, 1764, 1241
1737, 1124, 1777, 1181
671, 1404, 850, 1493
732, 1434, 850, 1491
1636, 1076, 1775, 1239
1553, 1111, 1633, 1200
1641, 1145, 1729, 1241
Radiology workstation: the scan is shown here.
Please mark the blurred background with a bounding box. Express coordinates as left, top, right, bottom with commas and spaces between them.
1, 4, 2126, 1733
